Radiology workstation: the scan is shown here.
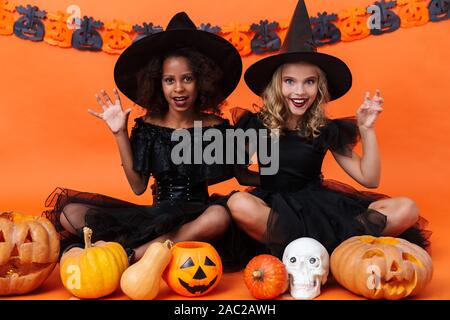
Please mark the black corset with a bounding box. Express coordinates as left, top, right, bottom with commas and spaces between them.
152, 174, 209, 203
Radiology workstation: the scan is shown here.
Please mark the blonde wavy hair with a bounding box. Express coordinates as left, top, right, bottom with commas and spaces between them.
259, 62, 331, 138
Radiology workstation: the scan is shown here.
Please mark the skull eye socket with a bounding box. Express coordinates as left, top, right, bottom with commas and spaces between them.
309, 256, 320, 268
290, 257, 297, 264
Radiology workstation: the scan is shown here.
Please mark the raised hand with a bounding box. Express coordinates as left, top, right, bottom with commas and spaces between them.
88, 88, 132, 134
356, 89, 384, 129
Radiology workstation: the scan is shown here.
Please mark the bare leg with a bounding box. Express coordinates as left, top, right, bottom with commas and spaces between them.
133, 205, 231, 260
226, 192, 270, 242
368, 197, 419, 236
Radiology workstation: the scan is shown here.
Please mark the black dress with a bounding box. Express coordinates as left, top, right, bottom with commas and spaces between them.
231, 108, 431, 260
43, 117, 236, 255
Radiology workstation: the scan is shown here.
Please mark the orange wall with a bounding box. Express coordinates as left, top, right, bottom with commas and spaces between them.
1, 0, 449, 237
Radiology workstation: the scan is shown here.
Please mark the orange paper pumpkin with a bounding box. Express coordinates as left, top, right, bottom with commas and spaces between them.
163, 241, 222, 297
397, 0, 429, 28
102, 20, 133, 54
44, 12, 74, 48
339, 7, 371, 42
0, 0, 15, 36
330, 236, 433, 300
221, 23, 252, 56
0, 212, 59, 295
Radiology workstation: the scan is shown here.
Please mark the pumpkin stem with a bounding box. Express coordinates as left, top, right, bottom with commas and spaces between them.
253, 270, 264, 281
164, 239, 173, 249
83, 227, 93, 249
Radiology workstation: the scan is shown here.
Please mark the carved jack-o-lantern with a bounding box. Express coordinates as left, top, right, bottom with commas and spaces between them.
330, 236, 433, 300
0, 212, 59, 295
163, 241, 222, 297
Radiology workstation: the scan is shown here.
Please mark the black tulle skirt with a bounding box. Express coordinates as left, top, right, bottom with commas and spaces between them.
43, 187, 269, 272
243, 179, 431, 260
42, 188, 231, 253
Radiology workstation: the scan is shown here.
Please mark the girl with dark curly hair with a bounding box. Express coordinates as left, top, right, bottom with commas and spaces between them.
43, 12, 243, 265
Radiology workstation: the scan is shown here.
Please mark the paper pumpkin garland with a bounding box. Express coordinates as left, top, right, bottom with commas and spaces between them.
0, 0, 447, 56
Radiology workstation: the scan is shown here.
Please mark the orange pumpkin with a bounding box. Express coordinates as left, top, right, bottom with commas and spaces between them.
60, 227, 128, 299
330, 236, 433, 300
163, 241, 222, 297
0, 212, 59, 295
243, 254, 288, 299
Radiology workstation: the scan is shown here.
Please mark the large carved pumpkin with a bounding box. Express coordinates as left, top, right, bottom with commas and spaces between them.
0, 212, 59, 295
330, 236, 433, 300
163, 241, 222, 297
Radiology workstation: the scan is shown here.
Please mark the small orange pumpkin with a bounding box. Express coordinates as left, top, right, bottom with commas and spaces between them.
0, 212, 60, 295
330, 236, 433, 300
243, 254, 288, 299
163, 241, 222, 297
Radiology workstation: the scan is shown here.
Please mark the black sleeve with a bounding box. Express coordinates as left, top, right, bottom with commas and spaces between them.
229, 107, 261, 187
129, 118, 153, 176
323, 117, 360, 157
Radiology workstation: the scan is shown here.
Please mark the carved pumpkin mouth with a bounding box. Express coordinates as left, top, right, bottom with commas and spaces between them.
377, 271, 417, 297
178, 276, 218, 295
0, 257, 54, 278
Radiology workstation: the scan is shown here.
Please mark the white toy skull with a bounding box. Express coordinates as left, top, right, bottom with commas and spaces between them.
282, 237, 329, 300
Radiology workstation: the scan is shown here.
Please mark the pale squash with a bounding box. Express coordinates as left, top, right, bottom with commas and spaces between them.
120, 240, 173, 300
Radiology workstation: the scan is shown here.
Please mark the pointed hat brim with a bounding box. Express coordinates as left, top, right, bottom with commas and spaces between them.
244, 51, 352, 100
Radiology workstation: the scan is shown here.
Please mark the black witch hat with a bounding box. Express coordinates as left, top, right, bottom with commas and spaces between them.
244, 0, 352, 101
114, 12, 242, 108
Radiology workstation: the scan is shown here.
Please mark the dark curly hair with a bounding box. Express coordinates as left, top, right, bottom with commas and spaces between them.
135, 47, 225, 116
